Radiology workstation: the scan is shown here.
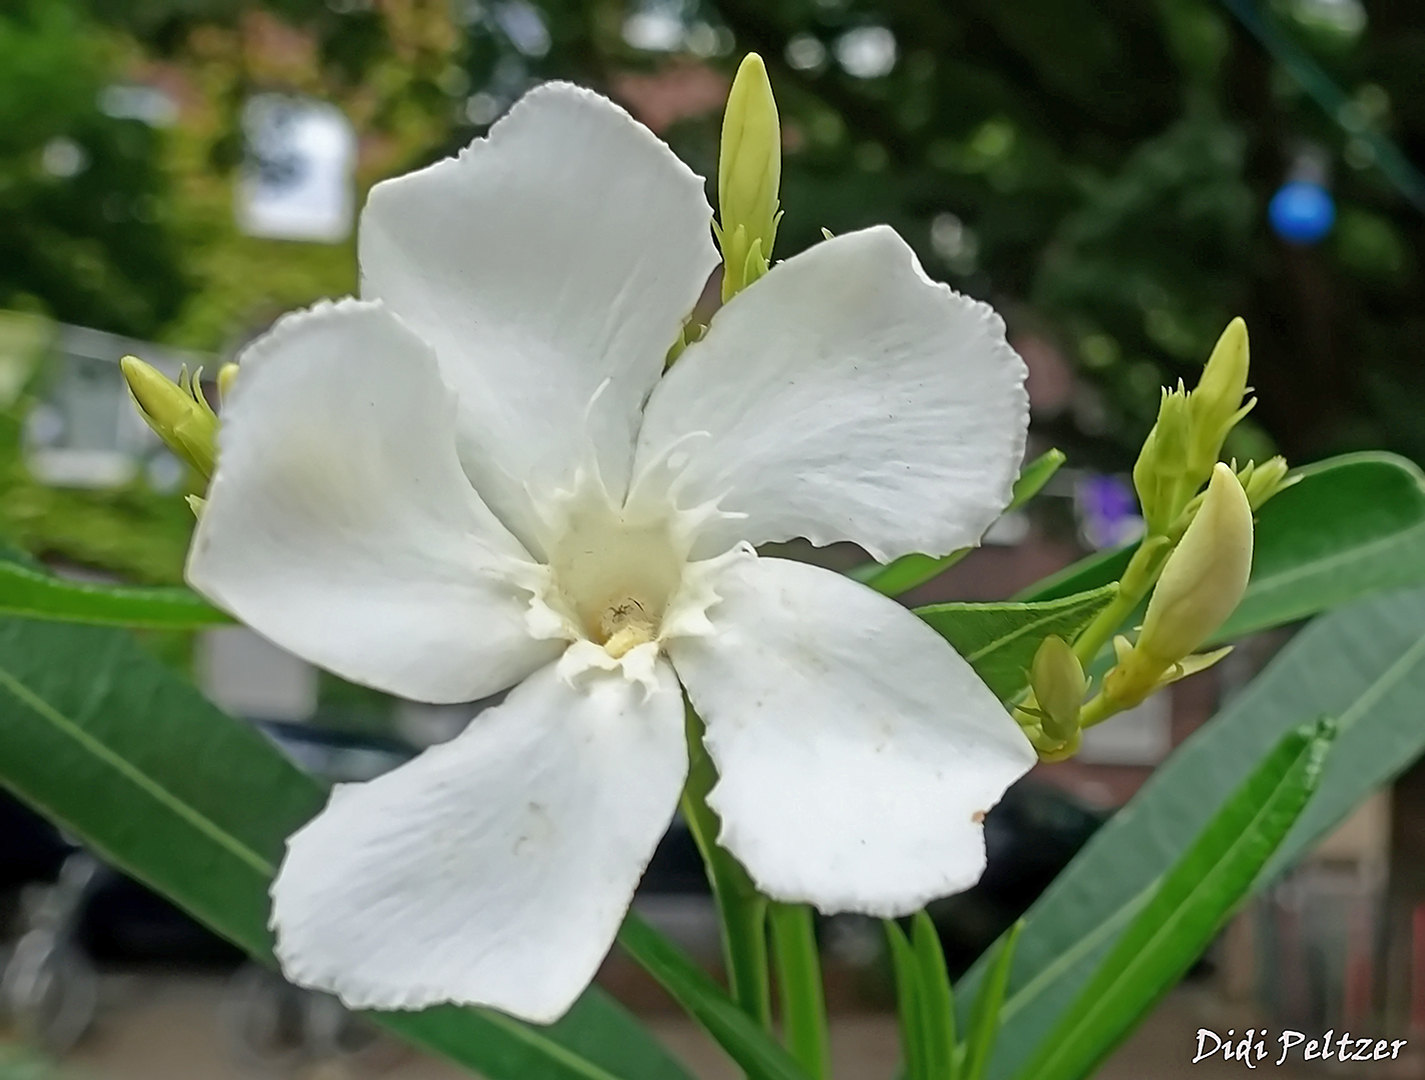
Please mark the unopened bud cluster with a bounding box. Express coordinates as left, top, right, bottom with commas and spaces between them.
1133, 319, 1257, 535
121, 356, 218, 480
1103, 464, 1252, 710
121, 356, 240, 515
1055, 318, 1295, 743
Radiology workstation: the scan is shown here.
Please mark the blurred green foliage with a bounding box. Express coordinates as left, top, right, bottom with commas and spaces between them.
0, 0, 456, 584
0, 1045, 79, 1080
0, 313, 191, 584
454, 0, 1425, 467
0, 0, 190, 339
4, 0, 1424, 563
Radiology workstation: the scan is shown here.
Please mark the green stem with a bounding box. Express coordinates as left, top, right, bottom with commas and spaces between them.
1071, 535, 1173, 666
681, 703, 772, 1031
1077, 690, 1124, 729
769, 903, 830, 1080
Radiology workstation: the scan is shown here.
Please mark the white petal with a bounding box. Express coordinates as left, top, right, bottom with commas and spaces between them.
270, 659, 687, 1022
360, 83, 720, 552
189, 299, 560, 704
635, 226, 1029, 562
667, 556, 1036, 917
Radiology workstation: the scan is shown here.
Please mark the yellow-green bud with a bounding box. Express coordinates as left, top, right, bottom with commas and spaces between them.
120, 355, 218, 479
1103, 466, 1252, 711
1237, 455, 1296, 511
1029, 635, 1086, 742
1137, 462, 1253, 664
718, 53, 781, 301
1187, 318, 1253, 477
217, 362, 239, 403
1102, 641, 1233, 712
1133, 386, 1193, 535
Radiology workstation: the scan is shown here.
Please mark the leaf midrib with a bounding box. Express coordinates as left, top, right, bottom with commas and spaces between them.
915, 587, 1114, 664
0, 662, 271, 875
963, 604, 1093, 664
996, 879, 1154, 1025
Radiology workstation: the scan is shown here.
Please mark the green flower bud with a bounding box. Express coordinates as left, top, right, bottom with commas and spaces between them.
121, 355, 217, 479
1137, 462, 1253, 665
1133, 386, 1193, 535
1187, 318, 1253, 477
1237, 455, 1296, 512
1029, 635, 1086, 742
1103, 466, 1251, 711
718, 53, 781, 301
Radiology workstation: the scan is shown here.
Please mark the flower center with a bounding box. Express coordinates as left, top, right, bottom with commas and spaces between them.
544, 475, 688, 658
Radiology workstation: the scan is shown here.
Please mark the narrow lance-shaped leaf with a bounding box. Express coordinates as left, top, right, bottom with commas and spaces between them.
912, 911, 956, 1080
769, 903, 830, 1080
885, 920, 930, 1080
0, 558, 231, 629
1011, 721, 1334, 1080
960, 921, 1021, 1080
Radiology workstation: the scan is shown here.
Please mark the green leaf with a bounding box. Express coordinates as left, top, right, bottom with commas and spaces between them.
960, 921, 1020, 1080
852, 450, 1065, 596
885, 920, 929, 1080
1011, 722, 1333, 1080
1018, 453, 1425, 640
1011, 449, 1068, 506
962, 585, 1425, 1079
0, 558, 231, 628
911, 911, 956, 1080
915, 585, 1117, 701
616, 915, 810, 1080
0, 614, 692, 1080
769, 903, 830, 1080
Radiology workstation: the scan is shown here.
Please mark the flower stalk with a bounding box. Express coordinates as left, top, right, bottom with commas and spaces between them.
769, 903, 830, 1080
1099, 464, 1252, 711
681, 704, 771, 1032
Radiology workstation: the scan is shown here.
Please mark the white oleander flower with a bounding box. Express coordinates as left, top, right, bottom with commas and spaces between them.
188, 82, 1035, 1023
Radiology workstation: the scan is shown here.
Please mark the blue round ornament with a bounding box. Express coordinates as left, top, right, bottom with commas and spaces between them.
1268, 180, 1335, 244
